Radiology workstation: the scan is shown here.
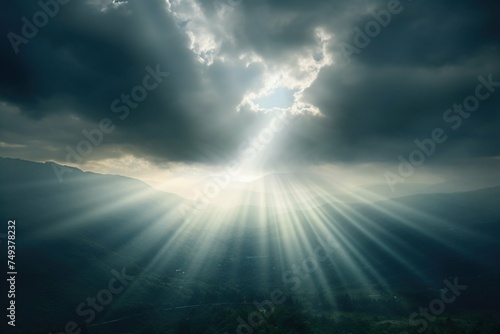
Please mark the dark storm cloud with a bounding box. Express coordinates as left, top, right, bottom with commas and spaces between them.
342, 0, 500, 67
0, 0, 265, 163
296, 0, 500, 164
296, 61, 500, 162
0, 0, 499, 167
246, 0, 500, 165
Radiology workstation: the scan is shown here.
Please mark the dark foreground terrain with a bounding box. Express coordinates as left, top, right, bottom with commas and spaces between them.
1, 157, 499, 333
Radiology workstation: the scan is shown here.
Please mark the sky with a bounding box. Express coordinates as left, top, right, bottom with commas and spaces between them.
1, 0, 499, 196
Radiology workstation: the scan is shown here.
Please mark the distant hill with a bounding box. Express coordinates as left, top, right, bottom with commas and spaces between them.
1, 157, 499, 332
